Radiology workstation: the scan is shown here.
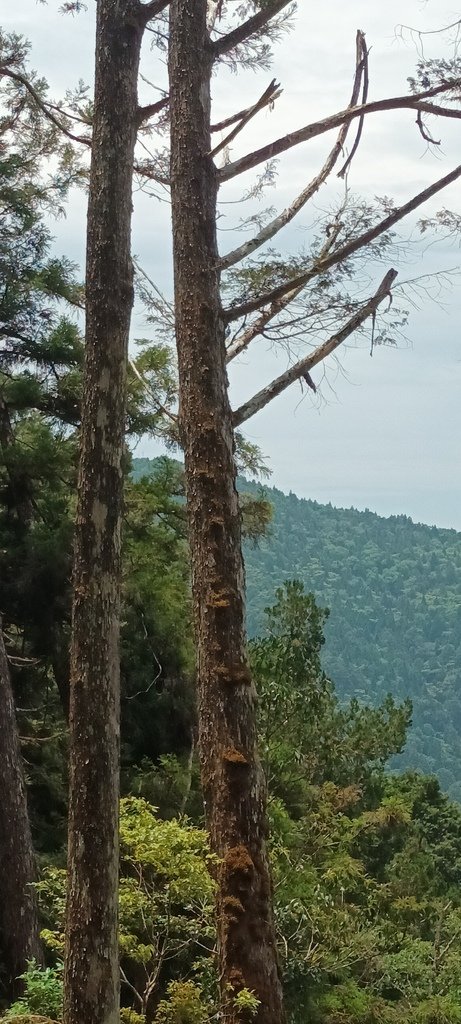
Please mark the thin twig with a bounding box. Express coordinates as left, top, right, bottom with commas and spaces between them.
210, 79, 282, 160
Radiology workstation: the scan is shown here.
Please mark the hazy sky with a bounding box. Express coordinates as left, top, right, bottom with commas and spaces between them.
5, 1, 461, 529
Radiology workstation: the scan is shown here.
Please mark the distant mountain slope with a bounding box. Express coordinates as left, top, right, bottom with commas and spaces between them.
132, 459, 461, 800
241, 481, 461, 799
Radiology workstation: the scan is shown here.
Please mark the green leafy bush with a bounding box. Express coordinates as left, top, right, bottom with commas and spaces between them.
153, 982, 209, 1024
3, 961, 63, 1020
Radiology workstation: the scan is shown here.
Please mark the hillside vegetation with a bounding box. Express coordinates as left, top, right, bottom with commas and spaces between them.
240, 479, 461, 800
133, 460, 461, 800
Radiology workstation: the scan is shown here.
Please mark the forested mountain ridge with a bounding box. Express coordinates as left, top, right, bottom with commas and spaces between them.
242, 481, 461, 800
133, 459, 461, 800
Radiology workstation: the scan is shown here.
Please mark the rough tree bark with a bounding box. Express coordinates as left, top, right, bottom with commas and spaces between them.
169, 4, 284, 1022
0, 621, 43, 994
63, 4, 144, 1024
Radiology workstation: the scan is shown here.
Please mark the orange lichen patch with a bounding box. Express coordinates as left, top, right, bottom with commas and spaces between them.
232, 665, 252, 685
227, 968, 246, 991
223, 894, 245, 914
199, 418, 216, 433
217, 665, 252, 687
225, 844, 254, 875
223, 747, 249, 766
214, 663, 252, 686
208, 587, 232, 608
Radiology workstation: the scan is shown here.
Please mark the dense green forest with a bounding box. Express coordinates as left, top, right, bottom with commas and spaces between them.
8, 566, 461, 1024
4, 439, 461, 1022
132, 459, 461, 802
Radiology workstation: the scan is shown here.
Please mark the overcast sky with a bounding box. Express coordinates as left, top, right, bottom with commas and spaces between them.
5, 0, 461, 529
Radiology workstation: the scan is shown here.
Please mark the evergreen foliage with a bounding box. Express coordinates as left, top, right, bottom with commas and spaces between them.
6, 581, 461, 1024
239, 479, 461, 800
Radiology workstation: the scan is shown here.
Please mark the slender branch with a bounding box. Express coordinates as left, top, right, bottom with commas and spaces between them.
134, 161, 170, 186
219, 79, 461, 183
212, 99, 273, 133
133, 257, 174, 319
397, 18, 461, 41
219, 30, 366, 270
233, 269, 397, 425
120, 967, 144, 1011
0, 68, 91, 146
138, 0, 170, 23
129, 359, 177, 424
45, 100, 92, 126
210, 78, 282, 160
137, 95, 169, 126
212, 0, 293, 58
227, 208, 344, 357
224, 161, 461, 322
416, 109, 441, 145
338, 31, 369, 179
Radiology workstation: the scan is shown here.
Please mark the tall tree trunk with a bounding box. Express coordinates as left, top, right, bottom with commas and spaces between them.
168, 5, 284, 1023
0, 621, 43, 994
63, 4, 143, 1024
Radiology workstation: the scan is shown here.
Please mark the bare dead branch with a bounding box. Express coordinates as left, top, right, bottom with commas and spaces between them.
233, 268, 397, 425
212, 0, 293, 58
338, 31, 369, 179
133, 257, 175, 324
210, 78, 282, 160
226, 284, 304, 361
220, 30, 366, 270
224, 161, 461, 322
212, 98, 277, 133
414, 99, 461, 119
219, 79, 461, 183
225, 216, 346, 359
416, 109, 441, 145
397, 18, 461, 46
